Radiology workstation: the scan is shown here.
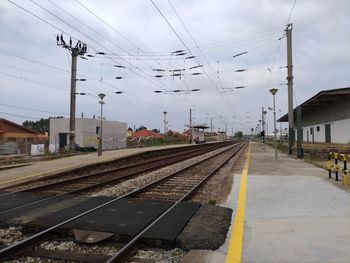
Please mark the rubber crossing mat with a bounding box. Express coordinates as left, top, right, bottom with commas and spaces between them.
0, 192, 54, 212
0, 194, 95, 227
141, 201, 200, 247
25, 197, 200, 247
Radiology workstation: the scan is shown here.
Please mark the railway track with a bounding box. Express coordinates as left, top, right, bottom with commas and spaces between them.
0, 142, 232, 214
0, 141, 247, 262
0, 142, 231, 195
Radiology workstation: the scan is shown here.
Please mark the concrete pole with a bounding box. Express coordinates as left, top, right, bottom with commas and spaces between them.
69, 49, 78, 151
286, 23, 294, 154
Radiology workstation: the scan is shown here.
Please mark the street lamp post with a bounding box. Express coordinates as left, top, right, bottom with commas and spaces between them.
163, 111, 167, 146
269, 88, 278, 161
98, 93, 105, 156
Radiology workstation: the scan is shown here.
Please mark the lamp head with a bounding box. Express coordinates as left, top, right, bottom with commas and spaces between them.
269, 88, 278, 95
98, 93, 106, 100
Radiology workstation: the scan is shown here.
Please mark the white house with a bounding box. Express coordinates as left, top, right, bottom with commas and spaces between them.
278, 87, 350, 144
49, 117, 127, 150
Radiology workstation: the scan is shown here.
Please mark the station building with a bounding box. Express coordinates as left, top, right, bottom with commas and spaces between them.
278, 87, 350, 144
183, 124, 209, 143
49, 117, 127, 150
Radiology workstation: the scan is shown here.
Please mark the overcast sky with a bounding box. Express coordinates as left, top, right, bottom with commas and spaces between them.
1, 0, 349, 134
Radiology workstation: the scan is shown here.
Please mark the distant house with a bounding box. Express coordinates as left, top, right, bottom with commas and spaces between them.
0, 118, 47, 154
278, 87, 350, 144
183, 124, 209, 143
49, 117, 127, 150
132, 129, 164, 139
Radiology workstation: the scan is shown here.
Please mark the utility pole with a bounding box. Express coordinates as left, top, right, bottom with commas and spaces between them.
210, 117, 213, 135
286, 23, 294, 154
56, 34, 87, 151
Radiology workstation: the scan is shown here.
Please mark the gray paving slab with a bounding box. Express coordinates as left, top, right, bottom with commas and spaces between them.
242, 143, 350, 263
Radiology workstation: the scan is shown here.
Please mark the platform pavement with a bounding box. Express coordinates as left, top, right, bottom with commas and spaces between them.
0, 144, 188, 188
184, 142, 350, 263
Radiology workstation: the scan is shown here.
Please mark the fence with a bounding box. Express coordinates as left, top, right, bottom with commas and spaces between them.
0, 137, 49, 155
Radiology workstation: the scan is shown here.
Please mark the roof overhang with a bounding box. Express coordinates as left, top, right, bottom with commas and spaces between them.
278, 87, 350, 122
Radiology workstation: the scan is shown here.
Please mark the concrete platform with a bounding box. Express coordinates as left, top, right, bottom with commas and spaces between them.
0, 144, 188, 188
184, 142, 350, 263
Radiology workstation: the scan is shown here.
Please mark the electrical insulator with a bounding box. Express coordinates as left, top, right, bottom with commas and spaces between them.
78, 42, 81, 49
56, 35, 59, 43
69, 38, 72, 47
60, 34, 63, 42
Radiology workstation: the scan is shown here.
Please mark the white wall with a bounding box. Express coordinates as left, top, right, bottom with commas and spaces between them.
299, 118, 350, 144
50, 118, 127, 150
192, 129, 205, 142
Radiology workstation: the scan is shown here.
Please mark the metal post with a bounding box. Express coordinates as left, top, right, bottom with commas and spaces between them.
335, 153, 339, 181
69, 50, 78, 151
328, 152, 332, 178
273, 95, 277, 161
189, 109, 193, 144
286, 24, 294, 155
270, 88, 278, 161
163, 111, 167, 146
97, 93, 105, 156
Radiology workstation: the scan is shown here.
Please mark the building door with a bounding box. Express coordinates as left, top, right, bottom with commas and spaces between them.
307, 130, 309, 142
325, 124, 331, 143
311, 127, 314, 143
59, 133, 67, 149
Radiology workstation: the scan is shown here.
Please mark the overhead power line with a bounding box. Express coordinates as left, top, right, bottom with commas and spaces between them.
0, 71, 68, 92
150, 0, 225, 99
0, 103, 69, 116
8, 0, 172, 93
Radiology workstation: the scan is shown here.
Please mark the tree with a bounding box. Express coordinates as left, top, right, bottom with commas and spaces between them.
152, 128, 160, 133
136, 125, 147, 132
234, 131, 243, 139
22, 116, 63, 133
127, 127, 133, 132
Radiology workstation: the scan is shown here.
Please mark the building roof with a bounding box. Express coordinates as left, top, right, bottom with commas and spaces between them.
132, 129, 164, 139
278, 87, 350, 122
184, 124, 209, 129
0, 118, 39, 135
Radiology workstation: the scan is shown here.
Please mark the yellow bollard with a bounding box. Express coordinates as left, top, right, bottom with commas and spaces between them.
334, 153, 339, 181
328, 152, 333, 178
343, 154, 349, 189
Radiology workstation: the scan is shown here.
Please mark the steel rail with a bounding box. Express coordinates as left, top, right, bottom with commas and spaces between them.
0, 142, 232, 195
0, 143, 229, 214
0, 142, 230, 196
0, 142, 245, 261
106, 142, 247, 262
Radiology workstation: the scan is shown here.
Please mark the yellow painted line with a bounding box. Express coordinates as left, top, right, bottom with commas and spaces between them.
225, 143, 251, 263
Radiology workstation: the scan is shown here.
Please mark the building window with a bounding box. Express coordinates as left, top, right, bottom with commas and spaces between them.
96, 126, 100, 135
316, 126, 320, 132
310, 127, 313, 135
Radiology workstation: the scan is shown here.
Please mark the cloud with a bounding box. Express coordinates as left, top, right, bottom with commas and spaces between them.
0, 0, 349, 133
